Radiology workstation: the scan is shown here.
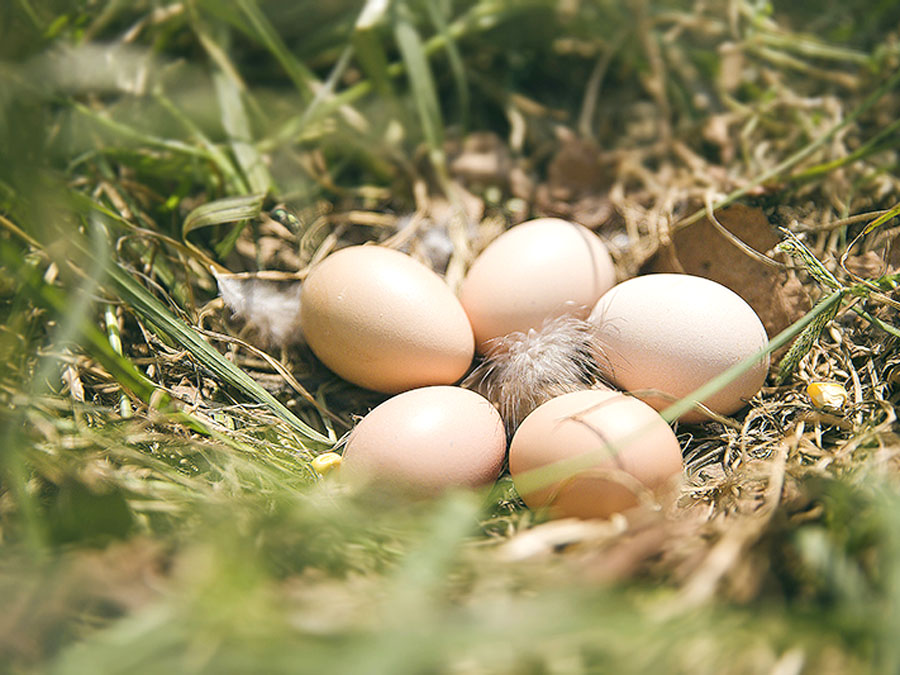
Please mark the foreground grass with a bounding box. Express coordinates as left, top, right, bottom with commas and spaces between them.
2, 0, 900, 672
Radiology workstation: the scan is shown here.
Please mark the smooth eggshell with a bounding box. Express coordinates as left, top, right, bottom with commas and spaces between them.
459, 218, 616, 352
341, 386, 507, 493
301, 246, 475, 394
589, 274, 769, 422
509, 389, 683, 520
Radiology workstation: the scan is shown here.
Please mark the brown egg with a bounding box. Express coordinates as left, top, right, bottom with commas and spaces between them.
589, 274, 770, 422
459, 218, 616, 352
301, 246, 475, 393
509, 389, 683, 520
341, 386, 507, 493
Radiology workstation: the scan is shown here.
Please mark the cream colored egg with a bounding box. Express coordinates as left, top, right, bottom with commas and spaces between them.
589, 274, 769, 422
459, 218, 616, 352
341, 386, 507, 493
509, 389, 683, 520
301, 246, 475, 394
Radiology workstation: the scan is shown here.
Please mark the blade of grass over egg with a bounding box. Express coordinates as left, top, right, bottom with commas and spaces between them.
659, 290, 845, 422
513, 289, 846, 497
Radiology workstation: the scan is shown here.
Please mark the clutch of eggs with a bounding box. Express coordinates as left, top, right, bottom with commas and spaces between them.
293, 222, 770, 517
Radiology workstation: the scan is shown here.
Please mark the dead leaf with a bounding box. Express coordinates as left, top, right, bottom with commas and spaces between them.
645, 204, 812, 339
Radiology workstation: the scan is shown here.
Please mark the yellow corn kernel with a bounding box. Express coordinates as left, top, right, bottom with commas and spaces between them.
806, 382, 848, 409
311, 452, 343, 475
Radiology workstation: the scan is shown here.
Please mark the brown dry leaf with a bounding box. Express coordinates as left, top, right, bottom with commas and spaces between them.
645, 203, 812, 338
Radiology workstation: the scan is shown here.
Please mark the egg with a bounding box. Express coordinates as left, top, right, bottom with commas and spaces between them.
589, 274, 769, 422
341, 386, 507, 493
301, 245, 475, 393
509, 389, 683, 520
459, 218, 616, 352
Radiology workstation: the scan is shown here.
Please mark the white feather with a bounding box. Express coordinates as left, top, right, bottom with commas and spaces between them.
463, 314, 612, 432
214, 271, 304, 347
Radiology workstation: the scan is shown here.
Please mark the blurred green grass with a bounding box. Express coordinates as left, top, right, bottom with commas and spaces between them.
2, 0, 900, 672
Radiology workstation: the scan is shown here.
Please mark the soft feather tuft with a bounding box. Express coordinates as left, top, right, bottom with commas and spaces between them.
215, 271, 304, 348
462, 314, 612, 432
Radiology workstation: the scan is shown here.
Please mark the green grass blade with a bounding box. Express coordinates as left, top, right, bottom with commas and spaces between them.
181, 192, 266, 268
863, 201, 900, 234
424, 0, 469, 129
213, 70, 275, 195
0, 240, 159, 404
104, 259, 333, 449
393, 1, 445, 164
354, 0, 394, 97
72, 100, 208, 159
153, 91, 248, 194
233, 0, 317, 100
